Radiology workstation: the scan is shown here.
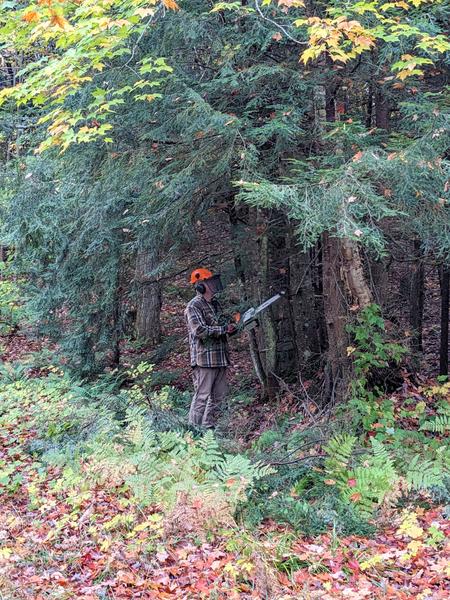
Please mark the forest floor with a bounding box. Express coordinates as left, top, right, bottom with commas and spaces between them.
0, 283, 449, 599
0, 385, 448, 600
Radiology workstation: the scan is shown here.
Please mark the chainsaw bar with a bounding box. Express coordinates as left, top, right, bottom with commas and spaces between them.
241, 291, 285, 326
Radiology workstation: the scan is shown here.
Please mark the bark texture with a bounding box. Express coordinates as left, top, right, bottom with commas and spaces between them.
439, 265, 449, 376
322, 233, 350, 402
134, 249, 162, 346
409, 240, 425, 355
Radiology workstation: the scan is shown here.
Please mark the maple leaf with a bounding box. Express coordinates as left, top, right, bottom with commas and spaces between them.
50, 11, 70, 29
348, 558, 360, 572
116, 570, 137, 584
352, 150, 363, 161
353, 35, 375, 50
163, 0, 180, 10
22, 11, 40, 23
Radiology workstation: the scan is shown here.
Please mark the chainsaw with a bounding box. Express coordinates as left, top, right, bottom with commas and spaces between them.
226, 291, 286, 334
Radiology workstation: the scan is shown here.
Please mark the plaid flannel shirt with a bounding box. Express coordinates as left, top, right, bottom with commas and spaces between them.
184, 295, 230, 368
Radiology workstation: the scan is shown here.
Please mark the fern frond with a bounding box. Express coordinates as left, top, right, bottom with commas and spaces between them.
406, 451, 448, 490
420, 415, 450, 434
324, 433, 357, 483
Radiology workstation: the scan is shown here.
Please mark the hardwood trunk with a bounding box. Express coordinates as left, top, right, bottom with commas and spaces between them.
134, 249, 162, 346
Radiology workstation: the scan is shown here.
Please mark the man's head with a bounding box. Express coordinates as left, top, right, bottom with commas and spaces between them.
190, 268, 224, 300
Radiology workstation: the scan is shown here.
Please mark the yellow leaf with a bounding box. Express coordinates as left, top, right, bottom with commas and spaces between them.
100, 538, 112, 551
0, 547, 12, 560
360, 554, 383, 571
397, 511, 424, 539
417, 590, 433, 600
133, 521, 151, 532
278, 0, 304, 6
406, 539, 422, 556
134, 7, 156, 17
300, 45, 324, 64
50, 11, 70, 29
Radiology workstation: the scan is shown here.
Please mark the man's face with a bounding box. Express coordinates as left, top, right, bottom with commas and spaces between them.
204, 275, 223, 297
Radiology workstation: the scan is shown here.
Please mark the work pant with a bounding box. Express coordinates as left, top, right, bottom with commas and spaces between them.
188, 366, 228, 428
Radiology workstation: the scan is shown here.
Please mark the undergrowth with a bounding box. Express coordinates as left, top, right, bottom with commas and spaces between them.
0, 304, 448, 544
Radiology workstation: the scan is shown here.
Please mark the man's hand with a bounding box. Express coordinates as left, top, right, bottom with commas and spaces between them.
226, 323, 237, 335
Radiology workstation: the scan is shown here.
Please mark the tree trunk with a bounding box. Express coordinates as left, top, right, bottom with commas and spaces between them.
267, 213, 297, 381
134, 248, 162, 345
341, 238, 373, 309
322, 233, 349, 402
439, 264, 449, 376
111, 273, 121, 368
228, 202, 267, 387
289, 231, 322, 375
375, 87, 390, 130
409, 240, 425, 355
322, 235, 374, 401
255, 208, 279, 398
366, 83, 373, 128
319, 82, 374, 402
228, 202, 298, 398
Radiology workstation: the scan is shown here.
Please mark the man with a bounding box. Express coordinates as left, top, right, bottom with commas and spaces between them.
184, 268, 236, 428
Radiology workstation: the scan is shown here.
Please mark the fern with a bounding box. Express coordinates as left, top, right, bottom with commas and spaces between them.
324, 433, 357, 484
214, 455, 275, 484
197, 430, 223, 468
371, 438, 396, 475
420, 415, 450, 434
406, 449, 449, 490
325, 436, 400, 517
